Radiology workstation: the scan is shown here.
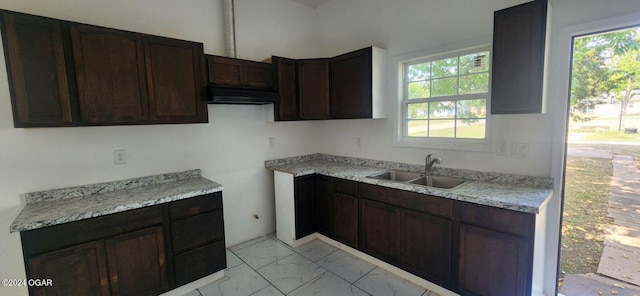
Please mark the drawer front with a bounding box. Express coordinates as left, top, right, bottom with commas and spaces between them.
359, 184, 452, 218
333, 178, 358, 196
169, 192, 222, 220
458, 201, 534, 237
171, 209, 224, 252
174, 240, 226, 286
22, 205, 163, 256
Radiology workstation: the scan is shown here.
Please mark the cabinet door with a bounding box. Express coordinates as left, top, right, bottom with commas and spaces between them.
334, 192, 359, 248
314, 175, 334, 236
245, 61, 273, 89
207, 55, 243, 86
174, 240, 226, 286
400, 209, 452, 287
1, 12, 72, 127
297, 59, 330, 119
491, 0, 546, 114
360, 199, 398, 264
145, 37, 207, 123
330, 47, 372, 119
28, 241, 110, 296
105, 226, 168, 296
273, 56, 298, 121
71, 25, 148, 123
458, 224, 530, 296
295, 175, 315, 239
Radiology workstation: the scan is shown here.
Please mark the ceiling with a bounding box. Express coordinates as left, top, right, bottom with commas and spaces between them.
289, 0, 331, 8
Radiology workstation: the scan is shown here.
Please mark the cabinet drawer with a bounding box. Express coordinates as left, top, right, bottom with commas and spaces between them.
334, 178, 358, 196
171, 210, 224, 252
360, 184, 452, 218
21, 205, 163, 256
169, 192, 222, 220
174, 240, 226, 286
458, 201, 534, 237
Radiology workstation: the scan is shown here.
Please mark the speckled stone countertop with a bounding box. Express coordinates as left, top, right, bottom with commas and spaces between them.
10, 169, 223, 233
265, 154, 553, 214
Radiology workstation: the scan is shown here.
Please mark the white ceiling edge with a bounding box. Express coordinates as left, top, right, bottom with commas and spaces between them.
289, 0, 331, 8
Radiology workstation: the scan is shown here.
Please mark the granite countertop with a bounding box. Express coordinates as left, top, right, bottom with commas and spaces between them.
265, 154, 553, 214
10, 169, 223, 233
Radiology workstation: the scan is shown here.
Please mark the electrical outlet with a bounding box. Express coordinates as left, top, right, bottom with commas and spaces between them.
510, 143, 530, 159
356, 137, 362, 148
268, 137, 275, 149
496, 141, 508, 157
114, 150, 127, 164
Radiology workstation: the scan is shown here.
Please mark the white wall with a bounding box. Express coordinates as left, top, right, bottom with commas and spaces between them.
0, 1, 319, 295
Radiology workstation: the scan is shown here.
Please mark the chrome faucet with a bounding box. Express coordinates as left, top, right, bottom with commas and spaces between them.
425, 154, 442, 176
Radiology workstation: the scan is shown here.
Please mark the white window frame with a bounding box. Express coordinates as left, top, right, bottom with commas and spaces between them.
393, 37, 493, 152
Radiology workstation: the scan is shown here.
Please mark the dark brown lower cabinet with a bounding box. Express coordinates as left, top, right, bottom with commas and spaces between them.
20, 192, 226, 296
334, 192, 359, 248
457, 201, 534, 296
360, 199, 398, 264
400, 209, 452, 287
314, 175, 334, 236
458, 224, 529, 296
292, 175, 534, 295
28, 241, 110, 296
105, 227, 168, 296
294, 175, 315, 239
333, 178, 359, 248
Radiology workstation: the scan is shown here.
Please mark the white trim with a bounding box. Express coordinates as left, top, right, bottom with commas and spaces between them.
547, 10, 640, 296
393, 36, 493, 152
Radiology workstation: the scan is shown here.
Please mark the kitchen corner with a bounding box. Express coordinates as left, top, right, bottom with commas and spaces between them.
265, 153, 553, 295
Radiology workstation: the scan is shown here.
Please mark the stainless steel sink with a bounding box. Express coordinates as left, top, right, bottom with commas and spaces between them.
408, 175, 466, 189
367, 170, 466, 189
367, 170, 424, 182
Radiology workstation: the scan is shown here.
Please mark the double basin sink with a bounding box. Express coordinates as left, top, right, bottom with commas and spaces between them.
366, 170, 465, 189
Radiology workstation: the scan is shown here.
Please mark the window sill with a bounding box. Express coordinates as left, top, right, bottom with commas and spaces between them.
393, 136, 493, 152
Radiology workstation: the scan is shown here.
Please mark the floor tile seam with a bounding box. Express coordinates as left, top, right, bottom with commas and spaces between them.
254, 252, 330, 294
352, 265, 379, 291
315, 255, 377, 284
249, 284, 284, 296
286, 270, 333, 295
229, 236, 272, 252
299, 246, 339, 263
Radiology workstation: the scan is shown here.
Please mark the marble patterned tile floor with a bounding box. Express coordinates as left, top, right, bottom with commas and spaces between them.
186, 235, 440, 296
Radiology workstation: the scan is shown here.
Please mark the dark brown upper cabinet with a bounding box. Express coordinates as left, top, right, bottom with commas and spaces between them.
273, 46, 385, 121
272, 56, 298, 121
491, 0, 547, 114
0, 12, 72, 127
146, 37, 207, 123
298, 59, 330, 120
207, 55, 273, 90
71, 25, 149, 124
331, 47, 373, 119
0, 9, 208, 127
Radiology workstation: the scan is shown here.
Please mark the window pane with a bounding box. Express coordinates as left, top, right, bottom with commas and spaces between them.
459, 51, 490, 75
408, 81, 430, 99
432, 57, 458, 78
429, 120, 455, 137
407, 63, 431, 81
456, 119, 486, 139
432, 77, 458, 97
429, 101, 455, 119
459, 73, 489, 94
407, 103, 428, 119
407, 120, 428, 137
457, 99, 487, 118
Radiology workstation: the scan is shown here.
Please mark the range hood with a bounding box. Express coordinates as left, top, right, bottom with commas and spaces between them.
207, 87, 280, 105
